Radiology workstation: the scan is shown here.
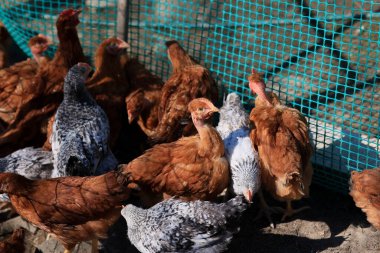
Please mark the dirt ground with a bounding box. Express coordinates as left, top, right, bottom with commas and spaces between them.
97, 183, 380, 253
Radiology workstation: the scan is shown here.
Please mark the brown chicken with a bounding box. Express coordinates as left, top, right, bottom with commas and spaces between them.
147, 40, 218, 144
43, 37, 130, 150
248, 69, 313, 226
0, 34, 51, 130
0, 170, 131, 253
0, 8, 85, 156
350, 167, 380, 230
120, 98, 229, 207
125, 58, 164, 136
0, 228, 25, 253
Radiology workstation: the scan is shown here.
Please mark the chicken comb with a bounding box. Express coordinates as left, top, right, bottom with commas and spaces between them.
59, 8, 81, 17
165, 40, 179, 48
248, 68, 264, 83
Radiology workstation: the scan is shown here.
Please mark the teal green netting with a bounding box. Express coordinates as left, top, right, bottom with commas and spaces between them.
1, 1, 379, 193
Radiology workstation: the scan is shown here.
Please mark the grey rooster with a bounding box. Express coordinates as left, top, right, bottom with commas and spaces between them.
121, 195, 247, 253
51, 62, 117, 177
216, 92, 261, 202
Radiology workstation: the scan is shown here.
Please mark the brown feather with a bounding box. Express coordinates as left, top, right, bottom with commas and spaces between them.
249, 91, 313, 201
350, 168, 380, 230
0, 228, 25, 253
0, 9, 86, 156
148, 41, 218, 144
120, 98, 229, 207
0, 170, 130, 250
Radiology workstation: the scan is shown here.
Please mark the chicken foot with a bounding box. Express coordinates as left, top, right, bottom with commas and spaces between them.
91, 239, 98, 253
280, 200, 310, 222
253, 190, 283, 228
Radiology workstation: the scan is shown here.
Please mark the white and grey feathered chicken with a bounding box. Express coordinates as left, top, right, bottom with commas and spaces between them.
51, 62, 117, 177
216, 92, 261, 202
0, 146, 53, 202
121, 195, 247, 253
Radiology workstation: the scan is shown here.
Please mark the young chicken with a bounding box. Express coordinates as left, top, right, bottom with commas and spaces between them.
86, 37, 130, 148
148, 40, 218, 144
350, 167, 380, 230
0, 34, 51, 129
51, 63, 117, 177
216, 92, 261, 203
121, 195, 247, 253
0, 228, 25, 253
119, 98, 229, 207
248, 69, 313, 226
43, 37, 130, 151
0, 170, 131, 253
125, 58, 164, 136
0, 8, 86, 156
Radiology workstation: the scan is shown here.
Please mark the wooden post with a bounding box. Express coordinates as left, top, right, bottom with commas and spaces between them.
117, 0, 129, 41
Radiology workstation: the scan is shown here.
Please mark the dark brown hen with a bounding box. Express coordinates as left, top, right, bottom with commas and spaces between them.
125, 58, 164, 136
0, 228, 25, 253
0, 9, 86, 156
147, 40, 218, 144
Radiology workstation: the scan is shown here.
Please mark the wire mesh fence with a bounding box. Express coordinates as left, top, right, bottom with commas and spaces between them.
0, 0, 379, 193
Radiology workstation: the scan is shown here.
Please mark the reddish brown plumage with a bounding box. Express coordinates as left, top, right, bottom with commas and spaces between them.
0, 34, 51, 129
249, 70, 313, 204
350, 168, 380, 230
148, 40, 218, 144
0, 170, 130, 251
0, 228, 25, 253
125, 58, 164, 136
0, 9, 85, 156
120, 98, 229, 207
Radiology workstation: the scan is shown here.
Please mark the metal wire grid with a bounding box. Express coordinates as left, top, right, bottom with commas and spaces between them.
0, 0, 379, 192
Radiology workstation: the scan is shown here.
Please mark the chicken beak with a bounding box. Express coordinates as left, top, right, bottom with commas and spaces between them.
73, 8, 82, 17
117, 39, 130, 49
243, 189, 253, 203
127, 110, 134, 124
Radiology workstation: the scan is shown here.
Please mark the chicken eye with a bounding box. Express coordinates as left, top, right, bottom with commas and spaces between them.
198, 108, 204, 112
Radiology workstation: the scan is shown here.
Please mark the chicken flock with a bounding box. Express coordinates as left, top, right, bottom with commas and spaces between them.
0, 8, 377, 253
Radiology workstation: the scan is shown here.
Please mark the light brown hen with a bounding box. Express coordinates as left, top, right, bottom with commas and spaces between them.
125, 58, 164, 136
0, 228, 25, 253
248, 69, 313, 227
147, 40, 218, 144
350, 167, 380, 230
120, 98, 229, 207
0, 34, 51, 130
0, 170, 131, 253
0, 8, 86, 156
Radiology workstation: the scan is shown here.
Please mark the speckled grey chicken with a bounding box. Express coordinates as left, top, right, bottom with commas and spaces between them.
216, 92, 261, 202
121, 195, 247, 253
51, 63, 117, 177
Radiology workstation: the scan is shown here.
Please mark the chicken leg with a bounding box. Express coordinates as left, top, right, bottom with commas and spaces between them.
280, 200, 310, 222
91, 239, 98, 253
63, 249, 72, 253
253, 190, 283, 228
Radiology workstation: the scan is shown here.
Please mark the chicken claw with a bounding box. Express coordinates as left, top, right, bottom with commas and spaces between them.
280, 200, 310, 222
253, 190, 282, 228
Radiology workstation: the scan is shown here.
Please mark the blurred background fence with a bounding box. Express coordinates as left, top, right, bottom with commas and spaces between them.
0, 0, 379, 193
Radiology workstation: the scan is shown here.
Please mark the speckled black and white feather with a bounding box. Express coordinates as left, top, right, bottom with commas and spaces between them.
216, 93, 261, 197
0, 147, 53, 201
51, 64, 117, 177
121, 196, 247, 253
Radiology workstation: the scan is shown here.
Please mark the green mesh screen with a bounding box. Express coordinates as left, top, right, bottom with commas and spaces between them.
0, 0, 379, 193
